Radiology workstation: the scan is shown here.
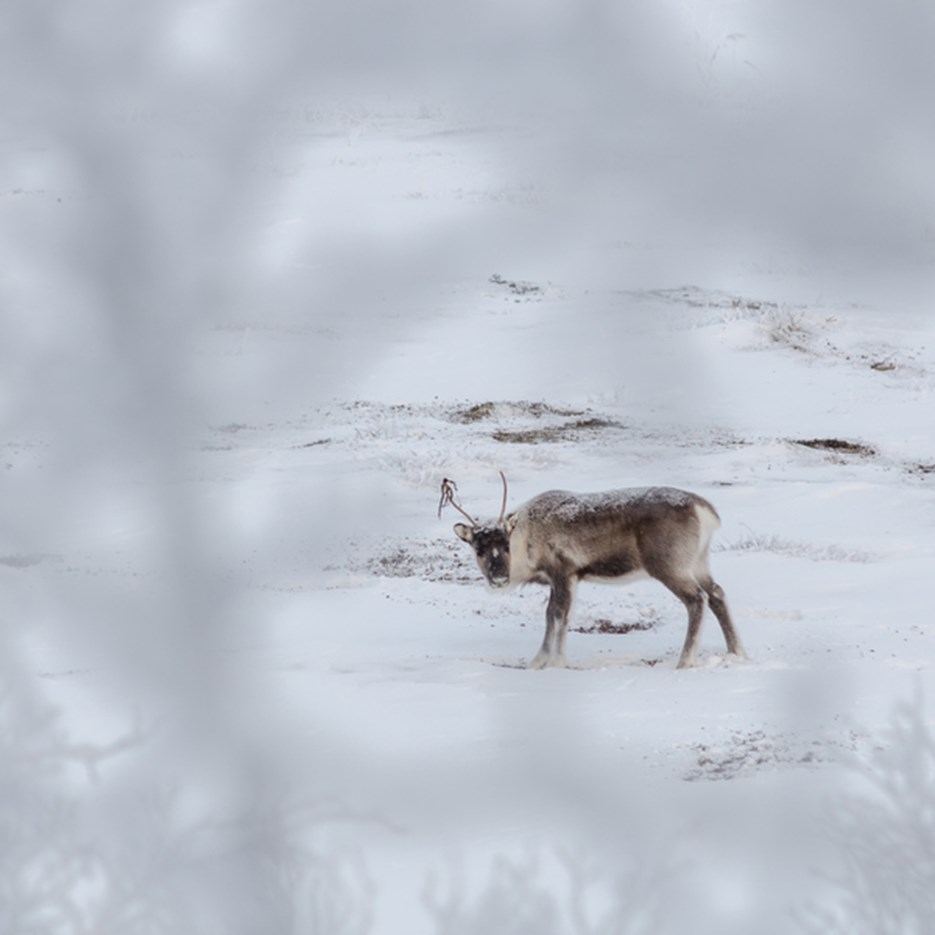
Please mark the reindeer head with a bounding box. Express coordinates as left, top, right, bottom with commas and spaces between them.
439, 473, 513, 588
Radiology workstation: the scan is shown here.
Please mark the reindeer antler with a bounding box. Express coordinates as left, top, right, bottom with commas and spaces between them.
438, 477, 479, 527
498, 470, 509, 526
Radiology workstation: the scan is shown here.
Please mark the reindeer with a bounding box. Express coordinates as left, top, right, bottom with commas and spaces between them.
440, 474, 745, 669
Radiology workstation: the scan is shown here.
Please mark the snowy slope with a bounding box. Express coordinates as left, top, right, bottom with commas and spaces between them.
3, 4, 935, 933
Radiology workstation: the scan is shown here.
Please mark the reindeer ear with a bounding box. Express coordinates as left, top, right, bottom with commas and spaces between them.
454, 523, 474, 543
503, 513, 518, 535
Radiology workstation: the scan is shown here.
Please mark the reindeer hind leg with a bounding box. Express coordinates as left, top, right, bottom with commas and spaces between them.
700, 576, 746, 659
664, 579, 708, 669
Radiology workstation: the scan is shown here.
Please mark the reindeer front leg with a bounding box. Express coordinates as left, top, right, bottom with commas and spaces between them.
529, 575, 576, 669
674, 583, 708, 669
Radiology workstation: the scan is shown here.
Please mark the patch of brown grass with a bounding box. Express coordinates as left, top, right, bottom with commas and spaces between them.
791, 438, 877, 458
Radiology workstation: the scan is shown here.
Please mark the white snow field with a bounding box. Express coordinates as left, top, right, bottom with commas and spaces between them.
2, 3, 935, 934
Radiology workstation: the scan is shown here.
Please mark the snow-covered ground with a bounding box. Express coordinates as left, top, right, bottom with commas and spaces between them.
3, 3, 935, 933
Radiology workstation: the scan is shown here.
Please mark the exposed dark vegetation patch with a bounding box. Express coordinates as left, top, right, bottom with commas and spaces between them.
571, 618, 656, 635
448, 400, 584, 424
451, 401, 497, 423
728, 296, 768, 311
791, 438, 878, 458
763, 313, 813, 353
834, 349, 918, 374
294, 438, 331, 449
686, 731, 817, 781
489, 273, 542, 297
641, 286, 779, 313
362, 539, 476, 583
907, 462, 935, 476
684, 729, 859, 782
492, 417, 622, 444
368, 547, 421, 578
347, 400, 417, 415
